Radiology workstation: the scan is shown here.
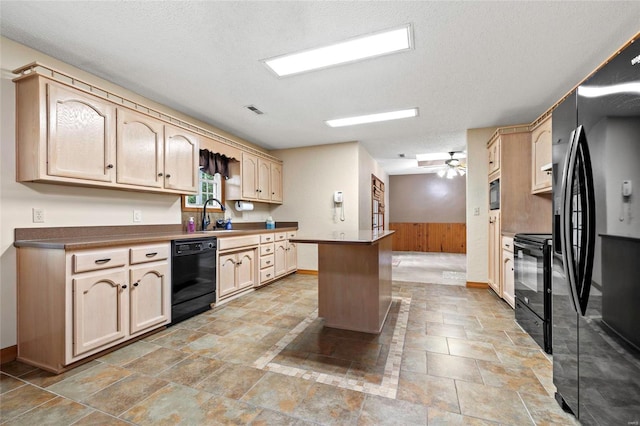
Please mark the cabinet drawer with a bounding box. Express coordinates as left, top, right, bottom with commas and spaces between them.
502, 236, 514, 252
260, 233, 275, 244
275, 232, 286, 241
218, 235, 260, 251
73, 248, 128, 273
260, 254, 274, 269
260, 266, 275, 283
260, 243, 274, 256
130, 244, 169, 264
287, 231, 297, 239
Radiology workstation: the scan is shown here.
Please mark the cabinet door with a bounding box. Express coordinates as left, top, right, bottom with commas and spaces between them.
286, 241, 297, 273
218, 253, 238, 298
164, 124, 198, 193
531, 116, 552, 193
116, 108, 164, 188
488, 212, 501, 296
236, 250, 256, 290
257, 159, 271, 201
487, 137, 501, 176
129, 263, 170, 335
72, 270, 127, 356
502, 250, 515, 308
270, 162, 283, 203
274, 241, 287, 277
47, 82, 115, 182
241, 152, 258, 199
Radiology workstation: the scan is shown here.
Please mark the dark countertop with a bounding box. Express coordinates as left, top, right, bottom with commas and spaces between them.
291, 230, 395, 245
14, 224, 298, 250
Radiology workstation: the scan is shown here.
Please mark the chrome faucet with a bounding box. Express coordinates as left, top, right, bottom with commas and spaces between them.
201, 198, 226, 231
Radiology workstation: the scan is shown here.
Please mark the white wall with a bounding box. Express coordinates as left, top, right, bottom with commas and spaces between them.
466, 127, 496, 284
358, 144, 389, 230
271, 142, 361, 270
0, 37, 272, 350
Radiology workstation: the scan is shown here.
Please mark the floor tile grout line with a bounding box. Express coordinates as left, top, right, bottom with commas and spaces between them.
0, 366, 138, 425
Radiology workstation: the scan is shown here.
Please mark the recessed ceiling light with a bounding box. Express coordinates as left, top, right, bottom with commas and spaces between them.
262, 24, 413, 77
325, 108, 418, 128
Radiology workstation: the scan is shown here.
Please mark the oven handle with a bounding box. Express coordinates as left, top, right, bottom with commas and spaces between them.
514, 241, 544, 256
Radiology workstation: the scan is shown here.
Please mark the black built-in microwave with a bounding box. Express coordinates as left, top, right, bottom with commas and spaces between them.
489, 179, 500, 210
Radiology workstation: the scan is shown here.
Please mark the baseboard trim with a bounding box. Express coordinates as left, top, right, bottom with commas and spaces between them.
466, 281, 489, 289
1, 345, 17, 364
296, 269, 318, 276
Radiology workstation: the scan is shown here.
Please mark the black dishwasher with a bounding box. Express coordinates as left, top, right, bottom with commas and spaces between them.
171, 237, 217, 324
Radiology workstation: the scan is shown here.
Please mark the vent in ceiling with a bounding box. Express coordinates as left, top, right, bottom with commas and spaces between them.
245, 105, 264, 115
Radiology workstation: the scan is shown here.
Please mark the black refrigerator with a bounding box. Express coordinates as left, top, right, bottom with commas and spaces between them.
552, 36, 640, 424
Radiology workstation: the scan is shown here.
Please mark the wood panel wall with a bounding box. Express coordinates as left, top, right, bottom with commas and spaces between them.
389, 223, 466, 253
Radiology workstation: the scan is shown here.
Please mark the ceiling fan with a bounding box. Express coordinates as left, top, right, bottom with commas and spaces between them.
416, 151, 466, 178
438, 151, 466, 178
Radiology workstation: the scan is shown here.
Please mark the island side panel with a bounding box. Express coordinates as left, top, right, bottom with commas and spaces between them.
317, 239, 391, 333
377, 235, 393, 328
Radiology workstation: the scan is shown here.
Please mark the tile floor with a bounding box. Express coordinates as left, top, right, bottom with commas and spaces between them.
1, 265, 579, 425
392, 252, 467, 286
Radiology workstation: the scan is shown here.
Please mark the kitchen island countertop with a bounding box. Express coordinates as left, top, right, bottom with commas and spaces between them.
290, 230, 394, 245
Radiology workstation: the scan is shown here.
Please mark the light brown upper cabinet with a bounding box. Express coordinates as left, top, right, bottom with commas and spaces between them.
270, 162, 283, 203
15, 73, 198, 195
227, 152, 283, 204
487, 136, 501, 179
19, 78, 117, 184
163, 124, 199, 193
116, 108, 164, 188
257, 158, 272, 201
531, 115, 553, 194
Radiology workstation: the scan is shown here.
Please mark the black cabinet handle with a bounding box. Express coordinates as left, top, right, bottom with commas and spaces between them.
95, 258, 111, 264
166, 174, 171, 178
145, 252, 158, 257
106, 164, 114, 169
121, 285, 127, 290
133, 282, 139, 287
158, 173, 163, 177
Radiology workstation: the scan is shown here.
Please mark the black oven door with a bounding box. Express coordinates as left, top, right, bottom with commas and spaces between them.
514, 239, 547, 319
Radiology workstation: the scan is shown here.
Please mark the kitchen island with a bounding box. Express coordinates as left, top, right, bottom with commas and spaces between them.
290, 230, 394, 334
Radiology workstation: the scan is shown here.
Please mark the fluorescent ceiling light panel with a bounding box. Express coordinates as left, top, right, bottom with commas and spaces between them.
263, 25, 413, 77
416, 152, 466, 162
326, 108, 418, 128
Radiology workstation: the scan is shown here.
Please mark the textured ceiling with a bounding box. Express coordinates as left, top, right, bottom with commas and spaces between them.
1, 1, 638, 174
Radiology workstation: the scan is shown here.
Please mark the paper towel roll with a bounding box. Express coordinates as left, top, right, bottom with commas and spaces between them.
235, 201, 254, 211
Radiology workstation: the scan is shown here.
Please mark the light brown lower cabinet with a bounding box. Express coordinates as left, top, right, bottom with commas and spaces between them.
488, 210, 502, 297
17, 243, 171, 374
502, 236, 515, 308
218, 249, 257, 298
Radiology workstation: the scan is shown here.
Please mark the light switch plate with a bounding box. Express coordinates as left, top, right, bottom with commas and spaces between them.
133, 210, 142, 222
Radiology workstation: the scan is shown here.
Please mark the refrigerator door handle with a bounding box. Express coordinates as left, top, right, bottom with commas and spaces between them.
560, 125, 596, 316
560, 128, 581, 314
573, 126, 596, 316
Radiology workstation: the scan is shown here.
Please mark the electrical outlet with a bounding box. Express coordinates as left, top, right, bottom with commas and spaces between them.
474, 207, 480, 216
32, 208, 45, 223
133, 210, 142, 223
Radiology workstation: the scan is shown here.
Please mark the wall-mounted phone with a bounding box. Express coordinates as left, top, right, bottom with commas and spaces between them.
334, 191, 345, 221
619, 180, 633, 223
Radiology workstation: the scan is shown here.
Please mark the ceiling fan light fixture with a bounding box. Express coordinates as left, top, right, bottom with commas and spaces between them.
437, 169, 446, 178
